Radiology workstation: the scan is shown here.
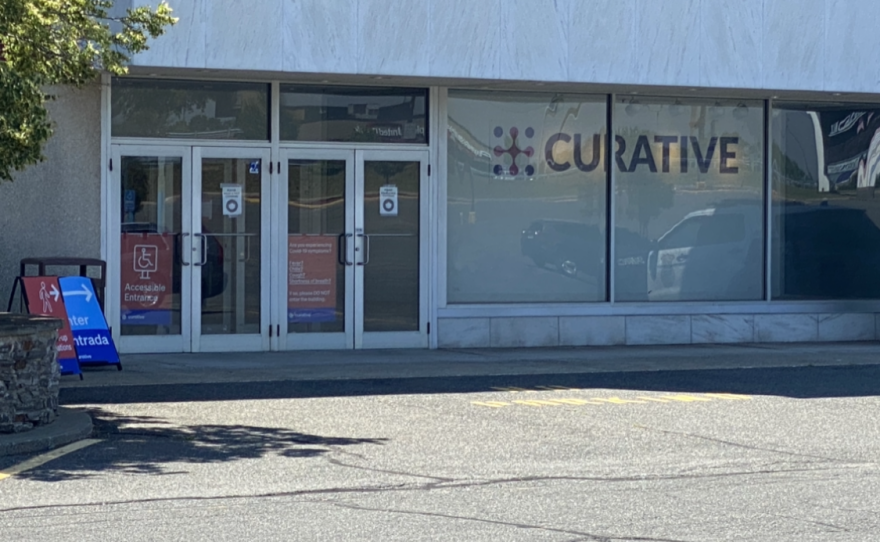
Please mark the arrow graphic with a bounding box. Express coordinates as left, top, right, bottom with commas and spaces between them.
49, 284, 60, 302
63, 284, 93, 303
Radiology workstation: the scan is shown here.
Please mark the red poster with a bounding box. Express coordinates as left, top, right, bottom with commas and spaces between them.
288, 235, 338, 323
120, 232, 174, 326
20, 276, 77, 361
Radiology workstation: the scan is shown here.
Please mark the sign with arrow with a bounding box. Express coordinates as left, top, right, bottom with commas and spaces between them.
20, 276, 80, 376
59, 276, 120, 367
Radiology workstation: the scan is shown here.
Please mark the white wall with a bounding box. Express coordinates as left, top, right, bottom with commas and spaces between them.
131, 0, 880, 94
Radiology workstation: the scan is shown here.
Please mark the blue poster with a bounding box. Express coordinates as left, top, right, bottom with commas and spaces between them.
59, 277, 120, 366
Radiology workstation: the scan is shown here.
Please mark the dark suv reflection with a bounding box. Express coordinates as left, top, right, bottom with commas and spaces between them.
520, 219, 651, 299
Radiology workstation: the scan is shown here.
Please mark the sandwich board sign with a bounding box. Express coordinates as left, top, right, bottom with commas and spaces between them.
58, 276, 120, 368
20, 276, 81, 376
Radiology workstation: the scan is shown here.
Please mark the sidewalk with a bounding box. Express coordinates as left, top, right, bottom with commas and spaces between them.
61, 342, 880, 389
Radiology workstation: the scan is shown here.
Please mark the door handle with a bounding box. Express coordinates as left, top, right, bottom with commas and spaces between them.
338, 233, 353, 266
180, 233, 191, 266
193, 233, 208, 266
356, 234, 370, 266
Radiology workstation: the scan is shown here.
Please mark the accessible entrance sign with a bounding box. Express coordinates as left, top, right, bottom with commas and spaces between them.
59, 276, 120, 367
120, 232, 173, 325
20, 276, 81, 376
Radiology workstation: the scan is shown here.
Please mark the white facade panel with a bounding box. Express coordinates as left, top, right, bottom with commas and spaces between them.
762, 0, 825, 91
131, 0, 880, 94
206, 0, 283, 72
699, 0, 762, 89
817, 314, 876, 342
358, 0, 431, 76
283, 0, 359, 74
132, 0, 206, 69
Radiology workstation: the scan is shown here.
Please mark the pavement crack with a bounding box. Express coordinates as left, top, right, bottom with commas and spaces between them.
323, 500, 693, 542
325, 457, 456, 483
633, 425, 843, 462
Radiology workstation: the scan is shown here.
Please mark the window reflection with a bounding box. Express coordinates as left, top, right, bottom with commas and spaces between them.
112, 78, 269, 140
447, 91, 607, 303
614, 98, 765, 301
772, 104, 880, 299
280, 85, 427, 144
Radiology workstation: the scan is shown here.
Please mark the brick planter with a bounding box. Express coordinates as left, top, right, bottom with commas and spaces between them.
0, 314, 62, 433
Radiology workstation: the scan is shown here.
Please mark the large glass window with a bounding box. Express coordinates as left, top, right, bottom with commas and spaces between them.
447, 91, 608, 303
111, 78, 270, 140
280, 85, 427, 144
613, 98, 765, 301
771, 104, 880, 299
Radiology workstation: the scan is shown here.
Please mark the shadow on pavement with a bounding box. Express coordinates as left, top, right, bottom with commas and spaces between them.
10, 408, 387, 483
60, 363, 880, 405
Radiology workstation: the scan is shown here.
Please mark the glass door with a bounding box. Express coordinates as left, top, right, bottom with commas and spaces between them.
111, 146, 192, 353
192, 147, 271, 352
279, 149, 428, 349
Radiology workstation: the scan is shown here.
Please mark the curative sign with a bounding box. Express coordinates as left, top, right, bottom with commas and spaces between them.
60, 276, 120, 367
20, 276, 80, 376
287, 235, 337, 323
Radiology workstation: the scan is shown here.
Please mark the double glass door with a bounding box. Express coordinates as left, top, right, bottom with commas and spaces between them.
280, 149, 429, 349
110, 145, 428, 352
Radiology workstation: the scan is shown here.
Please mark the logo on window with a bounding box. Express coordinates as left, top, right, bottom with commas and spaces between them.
493, 126, 536, 177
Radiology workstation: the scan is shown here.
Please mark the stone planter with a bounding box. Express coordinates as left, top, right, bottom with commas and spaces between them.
0, 314, 62, 433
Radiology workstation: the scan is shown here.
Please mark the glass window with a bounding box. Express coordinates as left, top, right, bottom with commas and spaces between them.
614, 98, 765, 302
280, 85, 427, 143
771, 104, 880, 299
112, 78, 269, 140
447, 91, 607, 303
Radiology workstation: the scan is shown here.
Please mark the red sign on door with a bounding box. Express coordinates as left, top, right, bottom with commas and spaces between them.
120, 232, 174, 326
20, 276, 77, 361
288, 235, 338, 323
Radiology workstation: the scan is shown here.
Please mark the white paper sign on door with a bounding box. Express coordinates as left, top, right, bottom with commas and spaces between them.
222, 184, 243, 217
379, 185, 398, 217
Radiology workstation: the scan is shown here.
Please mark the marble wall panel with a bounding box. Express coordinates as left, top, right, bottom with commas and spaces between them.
437, 318, 491, 348
559, 316, 626, 346
490, 317, 559, 348
625, 315, 691, 345
817, 314, 875, 342
754, 314, 818, 342
691, 314, 755, 344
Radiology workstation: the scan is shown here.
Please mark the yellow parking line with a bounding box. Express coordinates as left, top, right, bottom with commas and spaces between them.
471, 401, 510, 408
636, 396, 671, 403
512, 399, 562, 407
591, 397, 647, 405
660, 394, 712, 402
704, 393, 752, 400
553, 398, 604, 405
0, 439, 101, 481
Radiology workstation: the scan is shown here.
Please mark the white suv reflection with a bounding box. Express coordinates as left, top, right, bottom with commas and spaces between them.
647, 205, 762, 301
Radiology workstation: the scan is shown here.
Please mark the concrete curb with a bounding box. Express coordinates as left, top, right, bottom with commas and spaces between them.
0, 408, 93, 457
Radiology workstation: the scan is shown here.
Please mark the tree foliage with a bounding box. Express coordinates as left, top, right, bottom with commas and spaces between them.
0, 0, 175, 181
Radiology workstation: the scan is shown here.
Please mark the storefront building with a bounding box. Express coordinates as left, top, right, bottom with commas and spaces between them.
4, 1, 880, 352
